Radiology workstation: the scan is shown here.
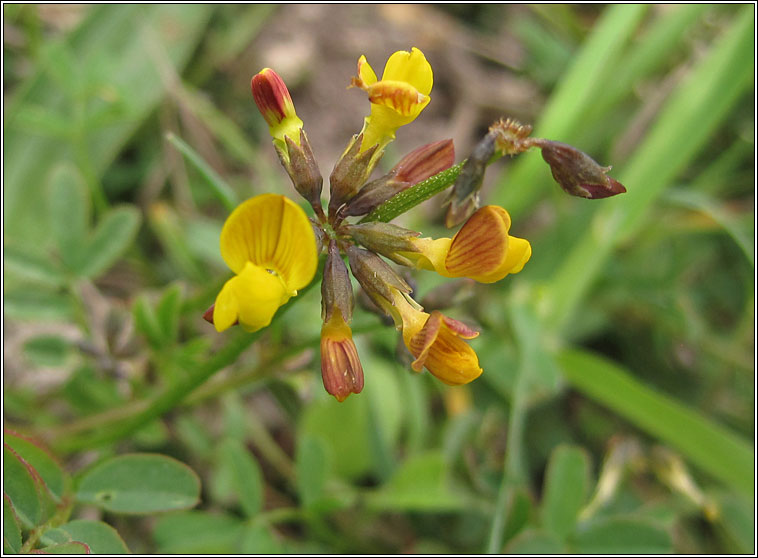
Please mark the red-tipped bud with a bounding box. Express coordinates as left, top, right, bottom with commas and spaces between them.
538, 140, 627, 199
320, 313, 364, 402
251, 68, 304, 147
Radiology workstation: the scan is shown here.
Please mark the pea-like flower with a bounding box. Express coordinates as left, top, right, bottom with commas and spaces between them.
212, 194, 318, 332
351, 47, 433, 152
408, 205, 531, 283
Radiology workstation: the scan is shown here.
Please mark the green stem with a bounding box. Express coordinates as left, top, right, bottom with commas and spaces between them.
361, 162, 465, 223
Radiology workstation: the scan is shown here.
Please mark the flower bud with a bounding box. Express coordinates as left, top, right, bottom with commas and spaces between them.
320, 312, 364, 402
444, 131, 496, 228
282, 130, 323, 215
341, 139, 454, 218
321, 240, 353, 324
328, 134, 378, 218
538, 140, 627, 199
345, 222, 420, 266
251, 68, 304, 152
347, 246, 412, 310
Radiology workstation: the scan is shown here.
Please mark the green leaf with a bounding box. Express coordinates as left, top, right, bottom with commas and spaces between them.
152, 511, 244, 554
218, 439, 264, 519
74, 205, 140, 279
295, 434, 330, 510
540, 445, 591, 539
3, 495, 22, 554
4, 431, 66, 501
22, 335, 71, 368
3, 445, 42, 528
3, 289, 74, 321
570, 517, 672, 554
165, 132, 238, 211
366, 452, 465, 512
48, 164, 90, 270
299, 395, 372, 480
76, 453, 200, 514
41, 520, 129, 554
506, 529, 566, 554
36, 541, 91, 554
557, 348, 754, 495
3, 245, 65, 288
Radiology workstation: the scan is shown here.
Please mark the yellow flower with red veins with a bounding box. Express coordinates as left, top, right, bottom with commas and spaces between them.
213, 194, 317, 332
352, 47, 433, 151
405, 205, 531, 283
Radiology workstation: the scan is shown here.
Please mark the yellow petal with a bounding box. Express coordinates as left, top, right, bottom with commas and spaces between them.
382, 47, 433, 96
357, 55, 377, 86
219, 194, 317, 291
213, 261, 292, 332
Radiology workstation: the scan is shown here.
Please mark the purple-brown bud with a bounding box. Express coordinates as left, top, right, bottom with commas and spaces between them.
281, 130, 323, 215
347, 246, 412, 309
345, 222, 421, 266
321, 240, 354, 324
328, 134, 378, 218
341, 139, 455, 218
445, 131, 496, 228
538, 140, 627, 199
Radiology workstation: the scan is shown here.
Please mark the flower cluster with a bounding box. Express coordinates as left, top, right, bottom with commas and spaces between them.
205, 47, 623, 402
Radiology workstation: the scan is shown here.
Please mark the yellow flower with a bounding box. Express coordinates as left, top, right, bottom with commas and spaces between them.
403, 205, 531, 283
320, 312, 364, 402
213, 194, 317, 332
388, 290, 482, 386
251, 68, 304, 154
352, 47, 433, 151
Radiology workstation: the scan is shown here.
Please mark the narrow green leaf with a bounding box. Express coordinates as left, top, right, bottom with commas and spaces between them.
571, 517, 672, 554
663, 187, 754, 266
557, 348, 754, 495
497, 4, 648, 216
713, 493, 755, 554
218, 439, 264, 519
505, 529, 565, 554
155, 284, 183, 347
76, 453, 200, 514
166, 132, 238, 211
48, 164, 90, 270
544, 6, 755, 333
4, 431, 66, 501
152, 511, 244, 554
3, 495, 22, 554
132, 295, 164, 350
3, 445, 42, 528
541, 445, 591, 539
3, 245, 65, 288
75, 205, 140, 279
41, 520, 130, 554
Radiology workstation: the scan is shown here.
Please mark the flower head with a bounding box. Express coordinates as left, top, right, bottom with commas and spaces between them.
351, 47, 433, 152
213, 194, 318, 332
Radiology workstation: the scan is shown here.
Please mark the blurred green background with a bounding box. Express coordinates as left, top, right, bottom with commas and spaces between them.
3, 4, 754, 554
